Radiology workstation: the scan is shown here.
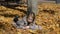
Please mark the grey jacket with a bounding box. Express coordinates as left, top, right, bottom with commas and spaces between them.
12, 16, 42, 30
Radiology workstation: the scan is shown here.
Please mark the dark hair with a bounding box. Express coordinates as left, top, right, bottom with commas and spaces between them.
13, 16, 19, 22
27, 12, 35, 22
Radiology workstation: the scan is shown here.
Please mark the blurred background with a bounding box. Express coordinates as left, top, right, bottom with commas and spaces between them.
0, 0, 60, 34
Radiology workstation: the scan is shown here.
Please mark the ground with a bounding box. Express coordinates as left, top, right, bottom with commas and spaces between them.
0, 3, 60, 34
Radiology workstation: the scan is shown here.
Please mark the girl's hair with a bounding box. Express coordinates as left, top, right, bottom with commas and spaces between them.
27, 12, 35, 22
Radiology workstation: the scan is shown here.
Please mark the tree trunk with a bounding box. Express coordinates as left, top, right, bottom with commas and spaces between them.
27, 0, 38, 15
56, 0, 60, 3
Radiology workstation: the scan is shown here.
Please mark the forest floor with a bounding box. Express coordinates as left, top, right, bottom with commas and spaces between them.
0, 3, 60, 34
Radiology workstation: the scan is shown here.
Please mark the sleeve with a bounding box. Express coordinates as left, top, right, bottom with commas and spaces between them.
16, 20, 26, 29
29, 24, 42, 30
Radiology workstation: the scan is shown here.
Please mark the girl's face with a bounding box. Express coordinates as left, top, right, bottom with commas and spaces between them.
27, 14, 34, 23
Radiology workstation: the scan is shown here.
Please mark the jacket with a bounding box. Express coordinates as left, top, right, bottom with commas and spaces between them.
12, 16, 42, 30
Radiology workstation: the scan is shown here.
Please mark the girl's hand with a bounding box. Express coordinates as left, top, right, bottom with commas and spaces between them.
23, 26, 30, 29
25, 26, 30, 29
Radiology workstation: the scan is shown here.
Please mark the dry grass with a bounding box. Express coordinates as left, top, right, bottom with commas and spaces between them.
0, 3, 60, 34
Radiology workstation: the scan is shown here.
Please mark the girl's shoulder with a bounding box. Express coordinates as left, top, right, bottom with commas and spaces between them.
17, 16, 27, 25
